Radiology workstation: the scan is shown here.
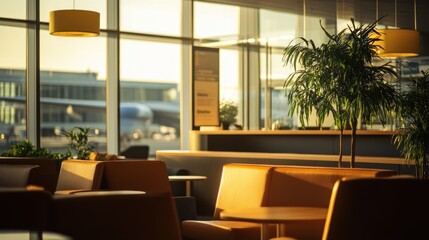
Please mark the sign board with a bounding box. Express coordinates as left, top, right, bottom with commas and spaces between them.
192, 47, 220, 127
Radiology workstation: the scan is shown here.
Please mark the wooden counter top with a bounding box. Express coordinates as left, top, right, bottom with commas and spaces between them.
157, 150, 405, 165
191, 130, 396, 136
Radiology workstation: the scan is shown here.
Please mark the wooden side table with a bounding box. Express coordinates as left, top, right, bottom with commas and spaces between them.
168, 175, 207, 196
220, 207, 327, 240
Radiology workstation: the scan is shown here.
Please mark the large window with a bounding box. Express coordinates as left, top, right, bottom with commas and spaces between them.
39, 29, 107, 152
0, 0, 426, 155
119, 37, 181, 154
259, 9, 300, 129
194, 2, 241, 125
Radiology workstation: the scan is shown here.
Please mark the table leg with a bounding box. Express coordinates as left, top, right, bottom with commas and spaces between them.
185, 180, 191, 197
278, 223, 286, 236
260, 223, 270, 240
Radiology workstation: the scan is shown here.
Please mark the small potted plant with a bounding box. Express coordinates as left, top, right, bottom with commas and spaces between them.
219, 100, 238, 130
63, 127, 95, 160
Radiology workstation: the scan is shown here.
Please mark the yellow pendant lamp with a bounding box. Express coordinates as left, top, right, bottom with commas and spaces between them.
377, 29, 419, 57
375, 0, 419, 58
49, 1, 100, 37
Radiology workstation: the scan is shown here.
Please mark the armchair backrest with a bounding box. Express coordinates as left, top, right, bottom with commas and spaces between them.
0, 157, 59, 193
267, 166, 396, 208
100, 160, 172, 194
323, 177, 429, 240
213, 163, 273, 219
0, 164, 38, 187
55, 160, 104, 193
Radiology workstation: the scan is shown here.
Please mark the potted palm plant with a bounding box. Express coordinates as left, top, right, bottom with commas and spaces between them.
283, 19, 399, 167
394, 70, 429, 179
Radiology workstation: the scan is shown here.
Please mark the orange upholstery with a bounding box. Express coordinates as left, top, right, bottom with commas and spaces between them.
214, 164, 273, 218
0, 164, 38, 187
99, 160, 183, 235
267, 166, 396, 207
182, 164, 274, 240
101, 159, 197, 222
322, 177, 428, 240
0, 157, 59, 193
0, 188, 52, 239
55, 160, 104, 194
1, 176, 182, 240
100, 160, 172, 194
51, 191, 182, 240
266, 166, 396, 240
182, 163, 396, 240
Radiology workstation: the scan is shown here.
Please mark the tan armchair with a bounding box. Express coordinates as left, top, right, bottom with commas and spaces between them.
55, 160, 104, 195
0, 157, 59, 193
100, 160, 172, 194
0, 164, 38, 187
0, 188, 181, 240
182, 164, 273, 240
0, 188, 53, 240
51, 190, 182, 240
322, 177, 429, 240
182, 163, 396, 240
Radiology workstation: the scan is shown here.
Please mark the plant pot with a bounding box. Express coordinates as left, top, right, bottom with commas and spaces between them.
222, 122, 230, 130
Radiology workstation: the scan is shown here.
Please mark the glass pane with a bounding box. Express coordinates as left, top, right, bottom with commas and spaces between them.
194, 1, 239, 40
259, 9, 301, 130
219, 49, 239, 101
40, 30, 107, 155
260, 48, 294, 130
120, 0, 182, 37
40, 0, 107, 29
194, 1, 241, 128
0, 0, 26, 19
120, 39, 180, 81
0, 26, 26, 150
260, 9, 300, 48
260, 6, 335, 130
120, 38, 181, 157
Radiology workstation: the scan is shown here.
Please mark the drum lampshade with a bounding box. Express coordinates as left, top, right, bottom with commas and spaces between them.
49, 9, 100, 37
376, 29, 419, 58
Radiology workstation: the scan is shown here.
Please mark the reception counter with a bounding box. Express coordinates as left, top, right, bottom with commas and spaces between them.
190, 130, 401, 157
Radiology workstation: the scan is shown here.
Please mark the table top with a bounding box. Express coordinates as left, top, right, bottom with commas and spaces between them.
220, 207, 328, 224
168, 175, 207, 181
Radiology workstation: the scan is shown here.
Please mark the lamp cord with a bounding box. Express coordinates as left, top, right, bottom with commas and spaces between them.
414, 0, 417, 30
394, 0, 397, 27
375, 0, 378, 25
303, 0, 306, 38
